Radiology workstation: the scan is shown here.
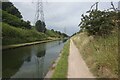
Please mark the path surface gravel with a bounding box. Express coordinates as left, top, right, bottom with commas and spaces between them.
67, 40, 95, 78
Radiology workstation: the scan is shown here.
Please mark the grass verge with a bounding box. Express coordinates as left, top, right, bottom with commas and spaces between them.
72, 32, 118, 78
51, 40, 70, 79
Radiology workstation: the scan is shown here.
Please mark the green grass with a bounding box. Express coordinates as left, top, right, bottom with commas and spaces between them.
2, 22, 65, 46
2, 10, 22, 28
2, 22, 66, 46
72, 31, 118, 78
2, 22, 49, 45
2, 10, 67, 46
45, 30, 62, 38
52, 40, 70, 79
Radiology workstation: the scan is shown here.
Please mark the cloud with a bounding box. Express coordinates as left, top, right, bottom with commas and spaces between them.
10, 1, 118, 36
44, 2, 94, 35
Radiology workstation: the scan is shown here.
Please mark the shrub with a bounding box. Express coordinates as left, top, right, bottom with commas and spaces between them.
79, 10, 117, 36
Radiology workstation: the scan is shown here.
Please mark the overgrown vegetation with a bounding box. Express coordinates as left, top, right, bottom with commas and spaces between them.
2, 1, 68, 46
45, 29, 67, 38
79, 10, 118, 36
2, 22, 67, 45
73, 32, 118, 78
2, 22, 48, 45
2, 2, 22, 18
52, 40, 70, 78
2, 10, 32, 29
73, 3, 119, 78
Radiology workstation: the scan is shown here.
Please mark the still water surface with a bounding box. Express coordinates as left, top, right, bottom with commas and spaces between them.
3, 40, 66, 78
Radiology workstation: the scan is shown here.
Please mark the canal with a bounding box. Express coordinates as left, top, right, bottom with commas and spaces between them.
3, 40, 67, 78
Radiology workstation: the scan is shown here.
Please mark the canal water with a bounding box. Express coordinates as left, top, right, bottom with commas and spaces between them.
3, 40, 66, 78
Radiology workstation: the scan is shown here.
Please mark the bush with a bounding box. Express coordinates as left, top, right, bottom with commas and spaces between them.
79, 10, 117, 36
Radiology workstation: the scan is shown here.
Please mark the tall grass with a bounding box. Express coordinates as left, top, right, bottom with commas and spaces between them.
72, 31, 118, 78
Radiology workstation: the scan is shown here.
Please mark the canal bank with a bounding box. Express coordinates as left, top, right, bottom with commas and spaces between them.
2, 38, 62, 50
45, 40, 70, 78
3, 40, 67, 78
45, 49, 62, 78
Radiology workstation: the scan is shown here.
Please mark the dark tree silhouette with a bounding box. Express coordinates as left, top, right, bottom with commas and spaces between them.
35, 20, 46, 33
2, 2, 22, 18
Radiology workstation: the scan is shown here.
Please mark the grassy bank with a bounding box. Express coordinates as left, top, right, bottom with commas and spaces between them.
46, 30, 60, 38
2, 22, 49, 45
2, 8, 68, 46
2, 22, 64, 46
72, 32, 118, 78
52, 40, 70, 78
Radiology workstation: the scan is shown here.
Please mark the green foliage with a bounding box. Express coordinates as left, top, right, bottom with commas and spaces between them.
21, 20, 32, 29
35, 20, 46, 33
45, 30, 60, 37
2, 22, 48, 45
52, 40, 70, 78
79, 10, 117, 36
73, 32, 118, 78
2, 1, 32, 29
45, 29, 68, 38
2, 1, 68, 46
2, 10, 22, 27
2, 22, 67, 45
2, 2, 22, 18
61, 33, 68, 37
2, 10, 32, 29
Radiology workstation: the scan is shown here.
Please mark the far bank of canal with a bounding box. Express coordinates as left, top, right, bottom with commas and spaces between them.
3, 40, 67, 78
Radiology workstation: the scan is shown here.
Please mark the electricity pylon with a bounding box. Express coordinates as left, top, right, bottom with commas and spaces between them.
35, 0, 45, 24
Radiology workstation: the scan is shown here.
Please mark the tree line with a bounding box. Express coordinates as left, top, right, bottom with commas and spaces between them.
2, 1, 68, 37
78, 3, 118, 37
2, 2, 32, 29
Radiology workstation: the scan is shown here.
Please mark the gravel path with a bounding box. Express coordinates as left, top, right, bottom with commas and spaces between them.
67, 39, 95, 78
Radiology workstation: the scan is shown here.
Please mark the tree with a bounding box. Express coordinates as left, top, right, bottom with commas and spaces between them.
51, 29, 54, 32
21, 20, 32, 29
2, 2, 22, 18
79, 10, 116, 36
35, 20, 46, 33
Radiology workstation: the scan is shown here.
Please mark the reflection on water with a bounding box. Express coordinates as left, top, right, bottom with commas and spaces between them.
3, 40, 66, 78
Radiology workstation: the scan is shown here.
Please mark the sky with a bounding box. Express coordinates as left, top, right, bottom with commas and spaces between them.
9, 0, 118, 36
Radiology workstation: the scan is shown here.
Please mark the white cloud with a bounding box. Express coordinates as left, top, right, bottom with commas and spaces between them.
9, 1, 118, 36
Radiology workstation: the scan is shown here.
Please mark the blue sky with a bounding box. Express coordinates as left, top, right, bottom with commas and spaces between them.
9, 0, 118, 36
